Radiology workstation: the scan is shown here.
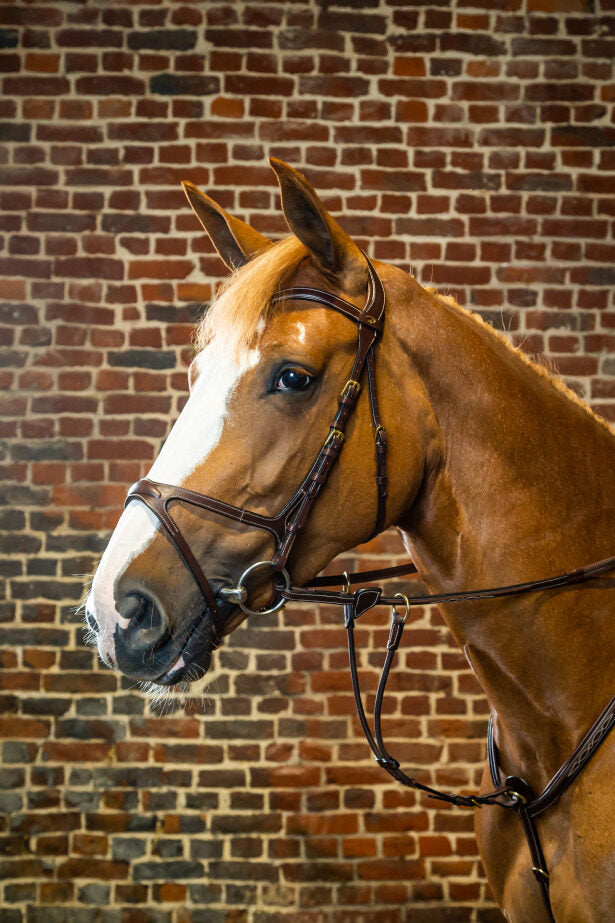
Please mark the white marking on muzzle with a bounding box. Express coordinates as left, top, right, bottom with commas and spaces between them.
87, 342, 260, 655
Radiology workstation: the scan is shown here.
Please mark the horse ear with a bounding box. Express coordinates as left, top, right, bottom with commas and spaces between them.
182, 181, 272, 272
269, 158, 366, 292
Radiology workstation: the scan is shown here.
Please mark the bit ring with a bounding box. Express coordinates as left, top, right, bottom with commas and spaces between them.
236, 560, 291, 617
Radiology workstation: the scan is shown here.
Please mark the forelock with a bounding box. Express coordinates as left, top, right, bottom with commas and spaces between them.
194, 236, 308, 358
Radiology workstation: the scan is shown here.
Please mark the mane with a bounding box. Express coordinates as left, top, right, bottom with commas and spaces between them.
427, 288, 615, 437
194, 236, 308, 356
193, 245, 613, 438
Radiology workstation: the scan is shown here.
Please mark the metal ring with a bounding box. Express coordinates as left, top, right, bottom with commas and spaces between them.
393, 592, 411, 624
236, 560, 291, 617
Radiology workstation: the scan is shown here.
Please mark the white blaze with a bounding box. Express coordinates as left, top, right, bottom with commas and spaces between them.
86, 342, 260, 653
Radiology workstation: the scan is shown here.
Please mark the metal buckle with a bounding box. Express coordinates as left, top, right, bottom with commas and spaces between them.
341, 379, 361, 400
235, 560, 291, 617
324, 428, 344, 448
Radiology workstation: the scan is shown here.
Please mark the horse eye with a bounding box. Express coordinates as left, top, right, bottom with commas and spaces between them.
273, 368, 314, 393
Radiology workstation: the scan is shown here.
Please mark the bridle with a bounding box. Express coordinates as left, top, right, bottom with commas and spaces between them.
125, 253, 615, 921
125, 251, 389, 639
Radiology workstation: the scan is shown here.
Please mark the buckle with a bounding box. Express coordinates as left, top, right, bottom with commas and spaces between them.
341, 379, 361, 400
324, 428, 344, 448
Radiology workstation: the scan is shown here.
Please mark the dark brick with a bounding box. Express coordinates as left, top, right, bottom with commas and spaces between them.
0, 507, 26, 528
108, 349, 176, 370
133, 860, 204, 880
209, 861, 278, 882
0, 29, 19, 48
318, 10, 386, 34
111, 838, 147, 861
279, 29, 344, 51
396, 217, 465, 237
102, 214, 171, 234
22, 698, 70, 717
10, 440, 82, 462
512, 37, 576, 56
0, 769, 24, 788
506, 172, 572, 191
190, 839, 224, 860
150, 74, 219, 95
28, 213, 96, 233
440, 33, 506, 56
551, 125, 615, 147
127, 30, 197, 51
0, 123, 30, 142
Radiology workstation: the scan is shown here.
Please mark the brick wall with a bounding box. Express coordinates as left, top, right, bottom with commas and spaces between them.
1, 1, 614, 921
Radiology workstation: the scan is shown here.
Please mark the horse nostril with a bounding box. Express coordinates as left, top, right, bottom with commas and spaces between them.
118, 593, 169, 654
117, 593, 147, 622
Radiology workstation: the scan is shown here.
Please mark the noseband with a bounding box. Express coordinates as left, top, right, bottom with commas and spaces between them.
124, 254, 615, 922
125, 252, 389, 641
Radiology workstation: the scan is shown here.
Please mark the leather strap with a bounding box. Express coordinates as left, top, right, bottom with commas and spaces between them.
282, 554, 615, 608
342, 589, 515, 807
487, 698, 615, 921
126, 252, 388, 629
306, 561, 418, 588
345, 585, 615, 923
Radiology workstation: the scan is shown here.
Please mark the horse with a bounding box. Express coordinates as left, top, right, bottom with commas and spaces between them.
87, 159, 615, 922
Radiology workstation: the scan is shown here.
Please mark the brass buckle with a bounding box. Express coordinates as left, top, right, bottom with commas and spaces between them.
324, 428, 344, 448
341, 379, 361, 400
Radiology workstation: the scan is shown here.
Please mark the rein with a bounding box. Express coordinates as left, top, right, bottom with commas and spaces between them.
125, 254, 615, 921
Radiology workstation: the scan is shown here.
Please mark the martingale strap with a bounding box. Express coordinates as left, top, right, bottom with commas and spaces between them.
321, 579, 615, 923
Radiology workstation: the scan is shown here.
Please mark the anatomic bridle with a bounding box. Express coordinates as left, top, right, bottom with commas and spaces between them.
125, 251, 389, 640
125, 253, 615, 922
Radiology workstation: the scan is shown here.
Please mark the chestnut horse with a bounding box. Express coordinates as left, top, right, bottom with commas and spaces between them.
88, 160, 615, 922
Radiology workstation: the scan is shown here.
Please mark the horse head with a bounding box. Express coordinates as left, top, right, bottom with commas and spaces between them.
86, 160, 439, 689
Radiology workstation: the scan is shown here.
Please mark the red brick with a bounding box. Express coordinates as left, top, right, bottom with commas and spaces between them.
0, 14, 614, 919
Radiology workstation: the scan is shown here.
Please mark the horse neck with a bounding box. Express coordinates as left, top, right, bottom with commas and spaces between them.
392, 278, 615, 784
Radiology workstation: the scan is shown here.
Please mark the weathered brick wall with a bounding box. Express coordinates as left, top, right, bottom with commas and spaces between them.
1, 1, 614, 921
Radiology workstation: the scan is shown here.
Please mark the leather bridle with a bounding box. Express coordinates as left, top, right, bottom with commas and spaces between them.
125, 253, 615, 921
125, 252, 389, 641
